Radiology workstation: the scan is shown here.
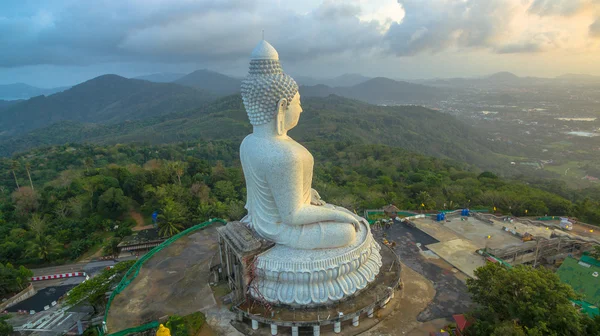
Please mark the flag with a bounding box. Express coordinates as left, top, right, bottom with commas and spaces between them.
421, 203, 425, 207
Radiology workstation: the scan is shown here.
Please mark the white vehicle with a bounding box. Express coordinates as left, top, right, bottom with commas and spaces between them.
560, 217, 573, 231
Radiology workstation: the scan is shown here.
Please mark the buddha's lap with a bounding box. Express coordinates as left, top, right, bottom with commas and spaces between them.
281, 221, 357, 249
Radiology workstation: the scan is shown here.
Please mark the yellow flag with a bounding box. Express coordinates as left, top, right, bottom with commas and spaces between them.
421, 203, 425, 207
493, 206, 497, 211
525, 209, 528, 214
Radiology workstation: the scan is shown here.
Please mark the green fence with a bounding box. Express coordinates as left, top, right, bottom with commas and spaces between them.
99, 218, 226, 336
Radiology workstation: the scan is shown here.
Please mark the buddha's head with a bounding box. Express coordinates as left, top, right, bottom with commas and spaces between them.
241, 40, 301, 135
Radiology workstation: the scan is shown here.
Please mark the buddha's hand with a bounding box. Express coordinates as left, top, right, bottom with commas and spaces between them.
310, 188, 326, 206
335, 211, 361, 232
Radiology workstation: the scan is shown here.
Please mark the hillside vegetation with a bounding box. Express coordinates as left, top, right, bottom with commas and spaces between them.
0, 140, 599, 267
0, 95, 528, 173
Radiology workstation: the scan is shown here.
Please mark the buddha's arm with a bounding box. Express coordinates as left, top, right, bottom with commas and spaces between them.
310, 188, 325, 206
267, 158, 359, 228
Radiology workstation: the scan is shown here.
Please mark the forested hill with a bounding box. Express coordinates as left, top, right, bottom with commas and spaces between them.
0, 95, 525, 172
0, 140, 598, 267
0, 99, 22, 111
174, 69, 242, 95
300, 77, 446, 104
0, 75, 214, 136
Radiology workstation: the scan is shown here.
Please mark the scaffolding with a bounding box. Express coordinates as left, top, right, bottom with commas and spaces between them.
244, 255, 272, 314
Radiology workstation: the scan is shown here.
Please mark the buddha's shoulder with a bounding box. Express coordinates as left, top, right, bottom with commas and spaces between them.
241, 135, 304, 162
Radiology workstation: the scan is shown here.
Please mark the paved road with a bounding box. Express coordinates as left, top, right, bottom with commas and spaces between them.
30, 256, 140, 277
375, 220, 473, 322
7, 285, 76, 313
30, 264, 86, 277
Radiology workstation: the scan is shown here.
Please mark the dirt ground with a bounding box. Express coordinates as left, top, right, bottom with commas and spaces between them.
106, 224, 222, 333
361, 262, 440, 336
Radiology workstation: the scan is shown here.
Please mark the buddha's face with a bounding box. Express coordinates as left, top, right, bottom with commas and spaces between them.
284, 92, 302, 131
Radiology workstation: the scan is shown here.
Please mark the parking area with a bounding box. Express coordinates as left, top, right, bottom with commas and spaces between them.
7, 285, 76, 313
376, 220, 473, 322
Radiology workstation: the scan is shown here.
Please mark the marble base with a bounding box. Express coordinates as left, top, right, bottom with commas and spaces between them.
250, 222, 382, 306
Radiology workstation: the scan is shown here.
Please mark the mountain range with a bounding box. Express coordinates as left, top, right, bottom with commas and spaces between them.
300, 77, 445, 104
132, 73, 186, 83
0, 83, 69, 100
0, 75, 214, 136
294, 74, 372, 87
417, 71, 600, 88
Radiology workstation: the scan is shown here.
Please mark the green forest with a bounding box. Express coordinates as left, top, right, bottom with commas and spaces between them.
1, 139, 599, 267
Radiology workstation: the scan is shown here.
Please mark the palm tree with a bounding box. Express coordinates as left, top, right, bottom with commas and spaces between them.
158, 199, 185, 237
27, 234, 62, 261
169, 161, 186, 185
28, 214, 46, 236
24, 160, 34, 190
10, 160, 19, 189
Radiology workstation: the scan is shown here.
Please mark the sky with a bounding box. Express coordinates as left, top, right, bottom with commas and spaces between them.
1, 0, 599, 87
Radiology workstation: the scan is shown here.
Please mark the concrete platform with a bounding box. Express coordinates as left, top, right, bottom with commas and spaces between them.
442, 217, 522, 249
426, 239, 485, 279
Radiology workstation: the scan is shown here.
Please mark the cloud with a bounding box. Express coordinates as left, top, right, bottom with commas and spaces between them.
591, 18, 600, 37
527, 0, 586, 16
0, 0, 392, 68
496, 42, 543, 54
385, 0, 522, 56
0, 0, 598, 69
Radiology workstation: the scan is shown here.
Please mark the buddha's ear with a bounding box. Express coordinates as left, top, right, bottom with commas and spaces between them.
276, 98, 287, 136
276, 98, 287, 113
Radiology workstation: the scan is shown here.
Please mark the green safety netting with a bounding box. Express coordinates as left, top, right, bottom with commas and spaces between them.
99, 218, 226, 336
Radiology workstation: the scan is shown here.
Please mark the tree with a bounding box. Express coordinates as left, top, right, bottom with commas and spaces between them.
103, 238, 120, 256
10, 160, 19, 189
0, 263, 32, 296
158, 199, 186, 237
27, 234, 62, 262
591, 246, 600, 260
83, 157, 94, 173
24, 160, 34, 191
65, 260, 135, 314
0, 315, 13, 336
466, 262, 587, 335
169, 161, 186, 185
213, 180, 237, 202
11, 187, 39, 217
97, 188, 129, 219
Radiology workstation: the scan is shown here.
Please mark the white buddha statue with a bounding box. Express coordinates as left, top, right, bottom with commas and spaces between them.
238, 40, 382, 306
239, 40, 365, 249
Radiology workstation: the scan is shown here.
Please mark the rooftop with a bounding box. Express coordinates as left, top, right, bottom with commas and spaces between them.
557, 257, 600, 307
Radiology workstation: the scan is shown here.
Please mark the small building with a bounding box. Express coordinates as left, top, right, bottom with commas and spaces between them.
452, 314, 473, 335
382, 204, 401, 218
215, 221, 273, 304
117, 228, 166, 256
556, 256, 600, 317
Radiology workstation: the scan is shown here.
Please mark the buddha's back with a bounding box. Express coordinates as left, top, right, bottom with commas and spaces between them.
240, 134, 285, 241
